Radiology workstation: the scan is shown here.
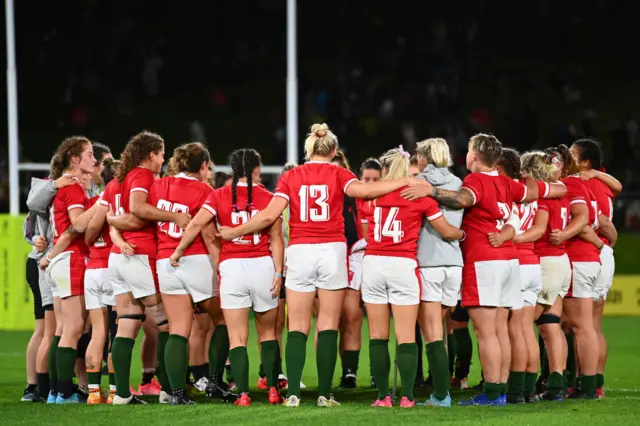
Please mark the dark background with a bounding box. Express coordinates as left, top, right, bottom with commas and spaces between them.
1, 0, 640, 226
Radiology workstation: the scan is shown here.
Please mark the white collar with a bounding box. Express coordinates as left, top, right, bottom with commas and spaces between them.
480, 170, 499, 176
306, 160, 332, 164
175, 173, 198, 181
236, 182, 248, 187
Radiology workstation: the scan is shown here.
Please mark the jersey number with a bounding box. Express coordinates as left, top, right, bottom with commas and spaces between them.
231, 210, 260, 245
373, 207, 404, 243
299, 185, 329, 222
590, 200, 600, 229
157, 200, 189, 238
560, 207, 568, 229
518, 202, 537, 233
496, 202, 511, 230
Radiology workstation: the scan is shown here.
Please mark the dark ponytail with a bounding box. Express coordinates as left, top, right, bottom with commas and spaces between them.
229, 148, 262, 213
497, 147, 521, 179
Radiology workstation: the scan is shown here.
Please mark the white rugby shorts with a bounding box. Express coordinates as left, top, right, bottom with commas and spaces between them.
285, 242, 348, 292
157, 254, 215, 303
361, 255, 420, 306
419, 266, 462, 307
219, 256, 278, 312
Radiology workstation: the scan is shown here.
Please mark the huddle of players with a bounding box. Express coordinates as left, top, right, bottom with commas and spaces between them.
24, 123, 619, 408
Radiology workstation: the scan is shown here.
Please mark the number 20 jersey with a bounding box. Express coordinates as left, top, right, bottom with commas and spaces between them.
460, 170, 527, 262
274, 161, 358, 246
148, 174, 213, 259
202, 183, 274, 262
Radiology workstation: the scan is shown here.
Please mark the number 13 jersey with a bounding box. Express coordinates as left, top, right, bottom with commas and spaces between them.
202, 183, 274, 262
274, 161, 358, 246
149, 173, 213, 259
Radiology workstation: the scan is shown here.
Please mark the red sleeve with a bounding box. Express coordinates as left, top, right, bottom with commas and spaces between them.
509, 179, 527, 203
359, 200, 373, 223
64, 185, 87, 212
99, 186, 110, 207
422, 197, 443, 221
537, 180, 551, 199
565, 179, 587, 206
357, 200, 368, 224
130, 169, 155, 195
461, 173, 482, 205
201, 189, 218, 217
274, 171, 291, 202
338, 167, 359, 194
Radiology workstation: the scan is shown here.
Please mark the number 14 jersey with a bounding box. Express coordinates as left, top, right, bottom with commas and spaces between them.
274, 161, 358, 246
361, 188, 443, 258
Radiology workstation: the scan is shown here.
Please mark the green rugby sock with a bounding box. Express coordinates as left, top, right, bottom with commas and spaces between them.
581, 374, 597, 395
397, 343, 418, 400
524, 372, 537, 397
342, 350, 360, 377
507, 371, 525, 399
209, 325, 229, 378
87, 371, 102, 388
285, 331, 307, 398
369, 339, 390, 399
48, 335, 61, 394
156, 331, 170, 391
483, 382, 502, 401
165, 334, 188, 391
56, 346, 77, 398
596, 373, 604, 389
547, 372, 564, 396
453, 328, 472, 378
261, 340, 279, 388
229, 347, 249, 393
317, 330, 339, 398
111, 337, 135, 398
427, 340, 450, 401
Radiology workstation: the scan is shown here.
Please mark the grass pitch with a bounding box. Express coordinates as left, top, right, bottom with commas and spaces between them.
1, 318, 639, 425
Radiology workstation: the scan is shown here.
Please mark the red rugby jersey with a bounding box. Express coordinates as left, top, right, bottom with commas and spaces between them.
117, 167, 157, 257
87, 194, 113, 269
585, 178, 614, 245
49, 183, 89, 256
563, 176, 600, 263
202, 183, 274, 262
460, 170, 527, 262
148, 173, 213, 260
361, 188, 442, 259
274, 161, 358, 245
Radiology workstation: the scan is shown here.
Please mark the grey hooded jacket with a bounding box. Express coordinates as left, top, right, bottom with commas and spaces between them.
25, 178, 57, 260
416, 165, 464, 268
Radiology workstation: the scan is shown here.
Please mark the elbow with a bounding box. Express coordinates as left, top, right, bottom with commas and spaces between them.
130, 205, 142, 217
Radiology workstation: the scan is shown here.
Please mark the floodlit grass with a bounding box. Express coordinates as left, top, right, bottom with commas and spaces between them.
1, 318, 639, 425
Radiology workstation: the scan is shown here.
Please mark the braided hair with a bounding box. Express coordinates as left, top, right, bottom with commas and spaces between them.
497, 147, 521, 179
229, 148, 262, 213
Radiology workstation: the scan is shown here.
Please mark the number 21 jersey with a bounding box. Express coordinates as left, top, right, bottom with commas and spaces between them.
202, 183, 274, 262
274, 161, 358, 246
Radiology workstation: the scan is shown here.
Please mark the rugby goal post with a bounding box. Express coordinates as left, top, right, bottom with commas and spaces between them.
6, 0, 299, 215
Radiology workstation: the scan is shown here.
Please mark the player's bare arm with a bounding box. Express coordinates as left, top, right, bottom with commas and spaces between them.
546, 182, 567, 199
130, 190, 191, 229
580, 170, 623, 196
106, 212, 146, 231
221, 197, 288, 240
522, 175, 539, 203
596, 214, 617, 247
68, 201, 100, 233
346, 176, 413, 200
549, 203, 589, 245
85, 204, 108, 245
429, 187, 475, 210
269, 217, 284, 298
513, 210, 548, 244
109, 225, 135, 256
578, 225, 604, 250
39, 228, 79, 270
429, 216, 464, 241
